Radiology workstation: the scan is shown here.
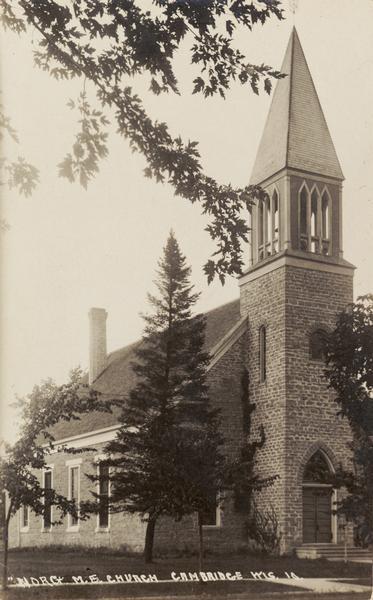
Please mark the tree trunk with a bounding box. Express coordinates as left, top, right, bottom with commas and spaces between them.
144, 516, 157, 563
197, 511, 204, 573
369, 475, 373, 600
2, 510, 11, 591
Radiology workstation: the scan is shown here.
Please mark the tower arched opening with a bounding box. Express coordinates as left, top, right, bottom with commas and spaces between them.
302, 450, 335, 543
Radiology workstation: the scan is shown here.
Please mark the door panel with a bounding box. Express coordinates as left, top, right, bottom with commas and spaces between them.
303, 488, 316, 542
316, 491, 332, 542
303, 487, 332, 543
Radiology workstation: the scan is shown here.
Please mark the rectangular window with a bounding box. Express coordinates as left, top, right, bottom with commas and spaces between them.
43, 470, 52, 529
201, 491, 220, 527
21, 505, 29, 529
69, 466, 80, 527
259, 326, 267, 382
98, 463, 109, 529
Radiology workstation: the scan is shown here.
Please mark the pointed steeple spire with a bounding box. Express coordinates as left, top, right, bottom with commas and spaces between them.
250, 28, 343, 185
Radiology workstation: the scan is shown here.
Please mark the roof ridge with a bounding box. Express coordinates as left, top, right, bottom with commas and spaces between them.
106, 297, 240, 360
285, 27, 295, 168
51, 298, 242, 439
201, 297, 239, 314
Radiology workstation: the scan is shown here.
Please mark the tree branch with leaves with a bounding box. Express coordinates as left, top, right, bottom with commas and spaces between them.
1, 0, 285, 282
0, 368, 115, 590
0, 100, 39, 221
324, 295, 373, 548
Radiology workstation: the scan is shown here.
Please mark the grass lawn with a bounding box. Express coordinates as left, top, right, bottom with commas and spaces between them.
2, 547, 371, 599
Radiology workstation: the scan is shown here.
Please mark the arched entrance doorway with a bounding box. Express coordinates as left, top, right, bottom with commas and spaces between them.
302, 450, 334, 543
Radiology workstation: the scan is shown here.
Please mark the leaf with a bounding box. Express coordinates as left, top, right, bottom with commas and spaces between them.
225, 20, 235, 36
192, 77, 205, 95
73, 142, 84, 159
264, 77, 272, 95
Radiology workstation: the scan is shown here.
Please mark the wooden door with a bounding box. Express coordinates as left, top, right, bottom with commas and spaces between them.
303, 487, 332, 543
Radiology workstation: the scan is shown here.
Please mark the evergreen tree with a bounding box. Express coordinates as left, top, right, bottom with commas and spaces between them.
104, 232, 224, 563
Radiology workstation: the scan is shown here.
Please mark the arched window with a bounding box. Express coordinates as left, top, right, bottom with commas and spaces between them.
321, 189, 331, 255
299, 183, 332, 255
258, 199, 264, 260
310, 188, 319, 253
299, 185, 308, 251
257, 189, 280, 261
303, 450, 332, 485
265, 198, 271, 256
259, 325, 266, 382
309, 329, 328, 360
272, 189, 279, 254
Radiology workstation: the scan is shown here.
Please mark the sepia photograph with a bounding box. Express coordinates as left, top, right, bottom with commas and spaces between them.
1, 1, 373, 599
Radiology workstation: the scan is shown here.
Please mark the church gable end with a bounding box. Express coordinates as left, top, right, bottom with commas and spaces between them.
9, 29, 356, 557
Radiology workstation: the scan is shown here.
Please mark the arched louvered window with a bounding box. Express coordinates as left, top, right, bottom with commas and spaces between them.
321, 190, 331, 255
257, 189, 280, 261
299, 186, 308, 251
272, 189, 279, 253
265, 197, 271, 256
258, 199, 264, 261
310, 188, 319, 253
299, 184, 331, 255
259, 325, 266, 382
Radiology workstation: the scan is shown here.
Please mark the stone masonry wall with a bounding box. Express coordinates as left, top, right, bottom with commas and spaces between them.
240, 266, 287, 550
283, 265, 354, 550
239, 260, 354, 553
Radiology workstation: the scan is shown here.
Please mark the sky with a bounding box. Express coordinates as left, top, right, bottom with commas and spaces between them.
1, 0, 373, 441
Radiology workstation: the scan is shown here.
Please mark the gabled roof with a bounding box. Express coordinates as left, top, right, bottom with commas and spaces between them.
250, 28, 344, 185
50, 299, 242, 441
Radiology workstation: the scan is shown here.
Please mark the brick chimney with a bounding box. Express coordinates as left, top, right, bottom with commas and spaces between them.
88, 307, 108, 384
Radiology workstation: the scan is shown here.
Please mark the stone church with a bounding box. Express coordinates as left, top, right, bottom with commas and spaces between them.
9, 29, 357, 556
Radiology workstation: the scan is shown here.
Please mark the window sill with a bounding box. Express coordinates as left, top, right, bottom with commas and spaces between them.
20, 527, 29, 533
66, 526, 80, 533
202, 525, 222, 530
95, 527, 110, 533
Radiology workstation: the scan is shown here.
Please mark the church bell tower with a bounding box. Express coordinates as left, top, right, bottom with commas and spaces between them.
239, 29, 354, 552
